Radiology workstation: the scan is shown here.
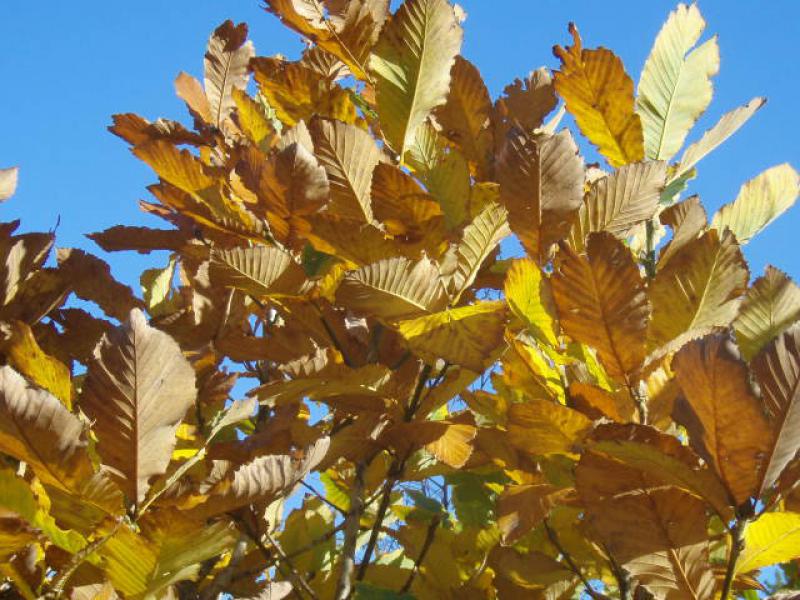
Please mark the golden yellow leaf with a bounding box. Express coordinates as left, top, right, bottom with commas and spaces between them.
648, 229, 748, 348
507, 398, 593, 457
0, 320, 71, 409
504, 258, 559, 347
553, 24, 644, 167
737, 512, 800, 574
397, 301, 506, 372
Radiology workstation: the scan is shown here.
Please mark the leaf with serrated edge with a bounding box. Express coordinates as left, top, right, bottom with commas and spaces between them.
674, 97, 765, 180
369, 0, 463, 157
335, 256, 447, 322
752, 323, 800, 496
584, 161, 667, 238
648, 229, 748, 347
636, 3, 719, 161
210, 246, 306, 298
204, 21, 254, 128
552, 232, 650, 388
504, 258, 559, 346
711, 163, 799, 244
672, 333, 771, 505
81, 309, 197, 505
553, 24, 644, 167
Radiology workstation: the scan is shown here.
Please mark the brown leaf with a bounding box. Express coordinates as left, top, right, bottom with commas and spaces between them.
57, 248, 143, 321
497, 129, 584, 261
0, 232, 54, 306
752, 322, 800, 495
507, 398, 593, 457
493, 67, 557, 142
672, 333, 771, 505
88, 225, 193, 254
648, 229, 748, 348
497, 483, 574, 545
204, 21, 255, 128
657, 195, 707, 270
0, 366, 93, 492
552, 232, 650, 387
81, 309, 197, 504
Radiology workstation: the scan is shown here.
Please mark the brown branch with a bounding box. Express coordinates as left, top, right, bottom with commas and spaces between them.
544, 519, 607, 600
299, 479, 348, 517
400, 514, 440, 594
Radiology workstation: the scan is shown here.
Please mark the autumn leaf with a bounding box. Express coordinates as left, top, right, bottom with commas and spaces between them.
0, 167, 18, 202
504, 258, 559, 346
204, 21, 254, 128
636, 3, 719, 160
552, 232, 650, 388
672, 333, 771, 505
497, 129, 584, 261
80, 309, 197, 505
553, 23, 644, 167
507, 398, 593, 457
711, 163, 800, 244
369, 0, 463, 157
737, 512, 800, 574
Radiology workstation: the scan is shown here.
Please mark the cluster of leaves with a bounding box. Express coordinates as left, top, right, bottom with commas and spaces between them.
1, 1, 800, 598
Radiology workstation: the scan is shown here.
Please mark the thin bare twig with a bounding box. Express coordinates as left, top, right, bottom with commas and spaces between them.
400, 515, 440, 594
544, 519, 607, 600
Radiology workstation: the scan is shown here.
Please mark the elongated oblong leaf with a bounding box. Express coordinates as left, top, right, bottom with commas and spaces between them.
711, 163, 800, 244
648, 229, 748, 347
507, 398, 592, 457
204, 21, 254, 128
636, 3, 719, 160
369, 0, 463, 157
553, 24, 644, 167
584, 160, 667, 238
210, 246, 307, 298
735, 266, 800, 361
397, 301, 506, 371
310, 117, 381, 223
552, 232, 650, 386
504, 258, 559, 346
674, 97, 765, 180
81, 309, 197, 504
752, 323, 800, 495
672, 334, 771, 505
497, 129, 584, 261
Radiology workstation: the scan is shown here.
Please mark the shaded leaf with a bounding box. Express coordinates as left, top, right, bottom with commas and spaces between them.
672, 333, 771, 505
81, 309, 197, 504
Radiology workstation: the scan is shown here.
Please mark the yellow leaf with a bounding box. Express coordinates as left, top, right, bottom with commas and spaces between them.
504, 258, 559, 346
648, 229, 748, 348
735, 266, 800, 361
397, 301, 506, 372
674, 97, 765, 181
636, 3, 719, 160
507, 398, 592, 457
553, 24, 644, 167
737, 512, 800, 574
369, 0, 463, 157
0, 321, 71, 409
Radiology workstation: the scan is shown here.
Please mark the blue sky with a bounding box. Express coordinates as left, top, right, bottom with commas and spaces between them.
1, 1, 798, 289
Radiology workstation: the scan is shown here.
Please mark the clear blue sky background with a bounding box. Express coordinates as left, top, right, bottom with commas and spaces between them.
1, 1, 798, 290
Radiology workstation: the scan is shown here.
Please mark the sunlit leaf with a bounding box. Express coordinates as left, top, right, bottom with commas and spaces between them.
369, 0, 463, 157
711, 163, 800, 244
636, 3, 719, 160
553, 24, 644, 167
737, 512, 800, 574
